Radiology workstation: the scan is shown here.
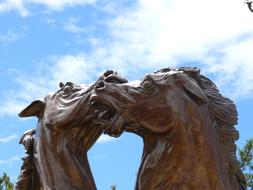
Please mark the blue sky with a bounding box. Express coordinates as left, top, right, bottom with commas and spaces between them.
0, 0, 253, 189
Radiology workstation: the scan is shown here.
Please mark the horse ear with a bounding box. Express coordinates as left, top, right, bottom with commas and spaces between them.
182, 77, 208, 104
19, 100, 45, 118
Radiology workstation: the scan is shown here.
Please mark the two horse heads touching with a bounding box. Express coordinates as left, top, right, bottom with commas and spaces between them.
16, 67, 246, 190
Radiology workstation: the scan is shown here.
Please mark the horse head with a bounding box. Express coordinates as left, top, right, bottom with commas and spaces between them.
91, 67, 246, 190
16, 70, 127, 190
91, 68, 209, 136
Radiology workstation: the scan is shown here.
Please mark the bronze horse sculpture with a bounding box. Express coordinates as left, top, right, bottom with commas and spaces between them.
91, 67, 246, 190
16, 71, 127, 190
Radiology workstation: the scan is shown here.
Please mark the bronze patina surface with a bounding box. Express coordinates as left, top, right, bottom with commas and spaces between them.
16, 71, 126, 190
91, 67, 246, 190
16, 67, 246, 190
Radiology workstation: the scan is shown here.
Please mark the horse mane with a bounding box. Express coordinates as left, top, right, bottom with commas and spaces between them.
16, 129, 38, 190
157, 67, 246, 190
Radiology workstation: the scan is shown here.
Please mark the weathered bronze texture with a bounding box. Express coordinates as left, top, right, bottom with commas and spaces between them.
91, 67, 246, 190
16, 71, 126, 190
17, 67, 246, 190
16, 129, 38, 190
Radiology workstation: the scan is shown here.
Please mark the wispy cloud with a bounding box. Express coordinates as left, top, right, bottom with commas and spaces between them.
1, 0, 253, 117
0, 0, 97, 17
29, 0, 97, 11
0, 99, 27, 117
63, 17, 87, 34
63, 17, 95, 45
46, 18, 56, 28
0, 54, 100, 117
0, 156, 20, 165
0, 30, 22, 45
0, 134, 18, 143
202, 36, 253, 98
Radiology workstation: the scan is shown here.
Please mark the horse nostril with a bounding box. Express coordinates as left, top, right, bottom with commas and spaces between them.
96, 80, 105, 89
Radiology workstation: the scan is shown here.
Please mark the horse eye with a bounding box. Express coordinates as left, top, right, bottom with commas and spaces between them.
142, 80, 154, 89
63, 86, 72, 94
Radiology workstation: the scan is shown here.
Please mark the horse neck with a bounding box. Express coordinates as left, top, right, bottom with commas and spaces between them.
35, 119, 100, 190
137, 104, 232, 190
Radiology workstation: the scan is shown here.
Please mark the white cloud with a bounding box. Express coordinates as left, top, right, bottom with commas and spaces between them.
97, 134, 116, 143
63, 17, 87, 33
0, 54, 102, 117
202, 36, 253, 98
0, 134, 18, 143
95, 0, 253, 97
47, 53, 95, 83
0, 0, 97, 17
0, 30, 21, 45
1, 0, 253, 117
0, 0, 29, 17
106, 0, 253, 63
0, 99, 26, 117
29, 0, 97, 11
46, 18, 56, 27
0, 156, 20, 164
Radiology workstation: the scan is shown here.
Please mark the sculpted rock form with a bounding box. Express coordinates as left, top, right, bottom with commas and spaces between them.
91, 67, 246, 190
16, 71, 126, 190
